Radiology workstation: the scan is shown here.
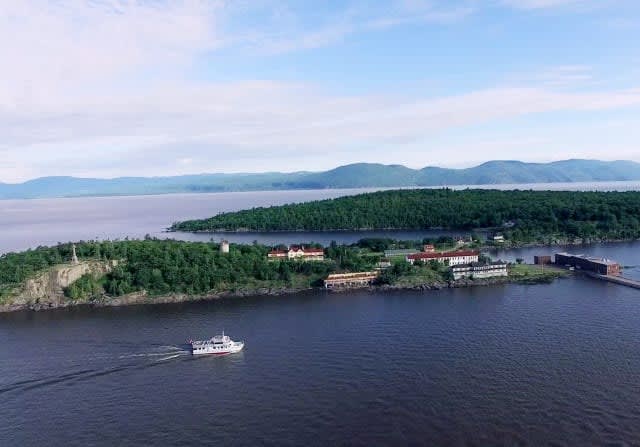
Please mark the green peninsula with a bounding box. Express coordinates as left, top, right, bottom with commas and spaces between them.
0, 238, 565, 312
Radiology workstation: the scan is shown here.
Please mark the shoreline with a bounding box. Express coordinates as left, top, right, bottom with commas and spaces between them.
167, 228, 640, 249
0, 274, 564, 314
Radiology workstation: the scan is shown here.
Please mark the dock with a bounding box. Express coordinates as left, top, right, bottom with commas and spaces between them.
585, 272, 640, 290
551, 252, 639, 290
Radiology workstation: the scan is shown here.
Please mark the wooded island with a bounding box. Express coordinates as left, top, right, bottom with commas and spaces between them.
171, 189, 640, 245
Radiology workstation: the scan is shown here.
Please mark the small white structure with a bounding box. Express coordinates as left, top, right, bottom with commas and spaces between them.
220, 240, 230, 254
492, 235, 505, 243
451, 262, 508, 280
71, 244, 79, 265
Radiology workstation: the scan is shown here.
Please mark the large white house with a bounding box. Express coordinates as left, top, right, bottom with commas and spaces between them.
406, 250, 479, 266
267, 245, 325, 261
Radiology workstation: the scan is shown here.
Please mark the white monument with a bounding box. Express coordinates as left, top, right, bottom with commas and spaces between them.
71, 244, 79, 264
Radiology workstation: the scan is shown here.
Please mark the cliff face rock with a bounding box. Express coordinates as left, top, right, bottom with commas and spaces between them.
8, 260, 118, 309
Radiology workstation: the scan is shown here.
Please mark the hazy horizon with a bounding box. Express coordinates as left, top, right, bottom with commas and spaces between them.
2, 158, 639, 184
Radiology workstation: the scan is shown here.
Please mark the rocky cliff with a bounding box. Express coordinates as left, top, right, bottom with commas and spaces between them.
1, 260, 117, 312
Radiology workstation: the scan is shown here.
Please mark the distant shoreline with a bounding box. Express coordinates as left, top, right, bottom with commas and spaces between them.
172, 227, 639, 245
4, 179, 640, 202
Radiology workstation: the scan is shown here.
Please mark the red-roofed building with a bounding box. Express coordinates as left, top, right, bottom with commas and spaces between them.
406, 250, 479, 266
268, 245, 325, 261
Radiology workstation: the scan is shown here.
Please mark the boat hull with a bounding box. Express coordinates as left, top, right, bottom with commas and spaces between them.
191, 342, 244, 356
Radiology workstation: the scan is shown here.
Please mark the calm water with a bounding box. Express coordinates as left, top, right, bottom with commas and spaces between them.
2, 278, 640, 446
2, 182, 640, 254
2, 187, 640, 445
0, 188, 467, 254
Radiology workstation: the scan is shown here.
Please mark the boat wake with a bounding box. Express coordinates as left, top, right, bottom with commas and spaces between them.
118, 345, 190, 359
0, 346, 191, 396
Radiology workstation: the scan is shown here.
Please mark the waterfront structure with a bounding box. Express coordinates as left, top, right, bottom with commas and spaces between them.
268, 245, 324, 261
406, 250, 479, 266
534, 255, 552, 265
384, 248, 419, 257
324, 272, 379, 289
555, 253, 621, 276
492, 235, 505, 243
451, 261, 508, 280
220, 240, 230, 254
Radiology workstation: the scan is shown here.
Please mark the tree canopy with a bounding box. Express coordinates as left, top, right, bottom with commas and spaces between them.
171, 189, 640, 243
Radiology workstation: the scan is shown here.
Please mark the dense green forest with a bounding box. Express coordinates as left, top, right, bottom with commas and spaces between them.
1, 237, 567, 306
172, 189, 640, 243
0, 240, 331, 301
0, 238, 448, 302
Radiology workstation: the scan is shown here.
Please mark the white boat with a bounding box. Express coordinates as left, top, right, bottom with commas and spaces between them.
189, 331, 244, 356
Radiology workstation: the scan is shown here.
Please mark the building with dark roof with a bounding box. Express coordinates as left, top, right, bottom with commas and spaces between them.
555, 253, 620, 276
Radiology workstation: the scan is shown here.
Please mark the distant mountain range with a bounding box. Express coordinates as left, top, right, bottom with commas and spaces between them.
1, 159, 640, 199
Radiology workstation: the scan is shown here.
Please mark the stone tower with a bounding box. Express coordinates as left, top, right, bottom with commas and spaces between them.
71, 243, 79, 264
220, 240, 230, 254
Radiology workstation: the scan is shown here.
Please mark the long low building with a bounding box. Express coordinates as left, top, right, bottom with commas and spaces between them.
555, 253, 620, 276
324, 272, 379, 289
452, 261, 508, 280
268, 245, 324, 261
406, 250, 479, 266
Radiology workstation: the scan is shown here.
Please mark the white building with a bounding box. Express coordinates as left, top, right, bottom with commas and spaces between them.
406, 250, 479, 266
451, 262, 508, 280
324, 272, 379, 288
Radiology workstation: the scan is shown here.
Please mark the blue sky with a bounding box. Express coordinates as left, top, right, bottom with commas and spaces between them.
1, 0, 639, 181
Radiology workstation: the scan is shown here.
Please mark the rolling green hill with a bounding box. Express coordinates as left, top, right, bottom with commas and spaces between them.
1, 159, 640, 199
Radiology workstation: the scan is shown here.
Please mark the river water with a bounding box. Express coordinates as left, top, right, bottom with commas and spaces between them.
2, 187, 640, 445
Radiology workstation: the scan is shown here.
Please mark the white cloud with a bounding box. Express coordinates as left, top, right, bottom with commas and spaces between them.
0, 1, 224, 108
0, 0, 639, 182
239, 1, 474, 54
2, 78, 640, 181
500, 0, 588, 9
506, 66, 596, 88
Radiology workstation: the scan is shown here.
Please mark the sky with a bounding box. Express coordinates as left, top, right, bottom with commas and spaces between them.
1, 0, 639, 182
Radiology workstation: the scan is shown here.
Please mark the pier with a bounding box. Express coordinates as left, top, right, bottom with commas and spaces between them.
585, 272, 640, 290
547, 252, 639, 290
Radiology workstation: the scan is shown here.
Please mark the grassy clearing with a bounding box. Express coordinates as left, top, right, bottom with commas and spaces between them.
393, 266, 446, 287
509, 263, 569, 283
